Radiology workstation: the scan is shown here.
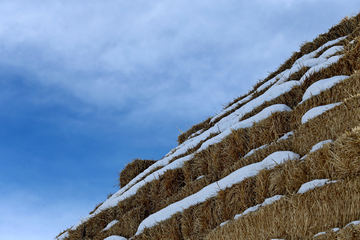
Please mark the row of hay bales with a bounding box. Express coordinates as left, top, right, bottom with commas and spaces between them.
206, 124, 360, 239
58, 13, 360, 240
132, 78, 360, 240
176, 13, 360, 145
122, 14, 360, 195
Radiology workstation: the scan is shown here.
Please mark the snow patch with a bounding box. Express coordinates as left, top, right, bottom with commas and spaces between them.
104, 236, 128, 240
57, 232, 69, 240
211, 94, 253, 122
244, 144, 268, 158
196, 175, 204, 180
294, 36, 346, 66
313, 231, 326, 237
300, 55, 342, 83
103, 220, 119, 231
198, 104, 292, 152
310, 139, 333, 153
301, 75, 349, 103
301, 103, 342, 124
345, 220, 360, 228
234, 195, 283, 220
297, 179, 338, 194
277, 131, 294, 142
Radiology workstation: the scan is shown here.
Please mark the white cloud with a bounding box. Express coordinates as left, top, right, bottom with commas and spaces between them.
0, 0, 357, 121
0, 1, 274, 113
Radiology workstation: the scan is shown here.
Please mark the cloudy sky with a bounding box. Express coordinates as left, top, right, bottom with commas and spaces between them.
0, 1, 358, 239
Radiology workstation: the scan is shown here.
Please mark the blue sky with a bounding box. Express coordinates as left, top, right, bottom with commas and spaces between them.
0, 1, 358, 239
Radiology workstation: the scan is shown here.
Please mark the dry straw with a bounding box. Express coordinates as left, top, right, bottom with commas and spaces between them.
313, 223, 360, 239
293, 94, 360, 156
119, 158, 157, 188
205, 125, 360, 240
290, 72, 360, 130
205, 176, 360, 240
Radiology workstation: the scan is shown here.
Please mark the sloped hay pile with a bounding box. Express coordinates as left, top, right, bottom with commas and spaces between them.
57, 12, 360, 240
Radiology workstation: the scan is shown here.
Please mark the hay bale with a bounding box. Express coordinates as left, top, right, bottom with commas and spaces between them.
331, 126, 360, 178
119, 159, 156, 188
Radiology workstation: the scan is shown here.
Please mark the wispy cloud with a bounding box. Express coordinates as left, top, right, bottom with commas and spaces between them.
1, 0, 329, 118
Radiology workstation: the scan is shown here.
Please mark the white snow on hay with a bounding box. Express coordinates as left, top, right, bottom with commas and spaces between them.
271, 41, 345, 87
189, 129, 203, 138
332, 228, 340, 232
234, 195, 283, 220
199, 104, 292, 151
313, 231, 327, 237
243, 131, 294, 159
294, 36, 346, 65
297, 179, 338, 194
243, 130, 293, 159
301, 75, 349, 103
220, 220, 229, 227
296, 45, 343, 70
57, 232, 69, 240
210, 39, 344, 124
319, 45, 344, 58
256, 77, 277, 92
299, 55, 342, 83
301, 102, 342, 124
213, 36, 346, 131
345, 220, 360, 228
244, 144, 268, 158
219, 195, 284, 228
104, 236, 127, 240
196, 175, 204, 180
134, 151, 299, 236
277, 131, 294, 142
310, 139, 333, 153
162, 81, 297, 164
257, 36, 347, 93
215, 81, 298, 133
211, 94, 253, 122
103, 220, 119, 231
